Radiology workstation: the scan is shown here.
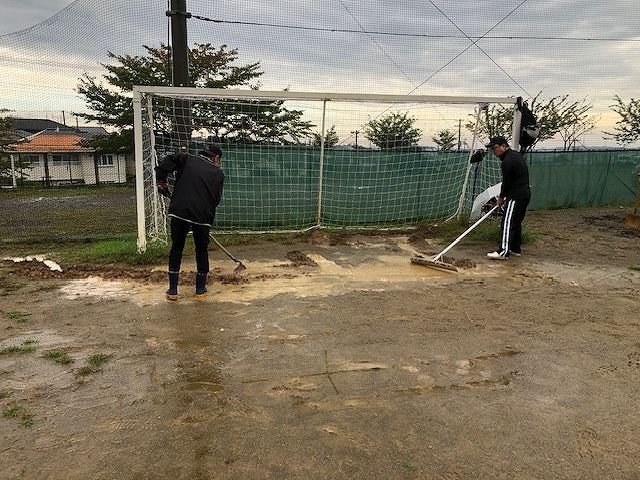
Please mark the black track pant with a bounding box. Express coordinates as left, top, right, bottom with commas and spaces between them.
497, 196, 530, 256
168, 217, 210, 274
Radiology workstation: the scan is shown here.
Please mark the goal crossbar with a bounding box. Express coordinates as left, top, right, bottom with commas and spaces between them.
133, 86, 516, 106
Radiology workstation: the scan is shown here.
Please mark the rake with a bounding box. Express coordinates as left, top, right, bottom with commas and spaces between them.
411, 205, 499, 272
209, 233, 247, 275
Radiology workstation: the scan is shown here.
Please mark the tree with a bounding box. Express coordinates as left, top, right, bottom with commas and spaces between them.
557, 111, 599, 151
465, 94, 595, 150
77, 43, 313, 153
364, 112, 421, 150
605, 96, 640, 146
432, 129, 457, 152
312, 125, 339, 147
0, 111, 28, 182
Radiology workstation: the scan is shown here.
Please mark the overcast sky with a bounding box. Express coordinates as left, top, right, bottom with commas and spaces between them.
0, 0, 72, 35
0, 0, 638, 147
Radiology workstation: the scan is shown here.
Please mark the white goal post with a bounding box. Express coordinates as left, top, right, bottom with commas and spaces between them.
133, 86, 520, 251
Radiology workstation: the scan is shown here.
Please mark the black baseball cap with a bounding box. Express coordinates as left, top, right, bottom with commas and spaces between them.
198, 144, 223, 158
485, 135, 509, 148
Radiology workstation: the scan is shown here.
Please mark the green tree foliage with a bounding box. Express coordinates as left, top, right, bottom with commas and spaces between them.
77, 43, 313, 153
606, 96, 640, 146
432, 129, 457, 152
466, 94, 595, 150
364, 112, 421, 150
0, 111, 28, 181
312, 125, 339, 147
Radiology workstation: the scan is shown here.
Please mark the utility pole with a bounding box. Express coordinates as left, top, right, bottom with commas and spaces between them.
457, 119, 461, 151
351, 130, 359, 149
167, 0, 191, 149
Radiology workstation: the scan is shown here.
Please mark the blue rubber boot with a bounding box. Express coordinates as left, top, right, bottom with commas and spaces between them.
166, 272, 179, 301
195, 272, 208, 299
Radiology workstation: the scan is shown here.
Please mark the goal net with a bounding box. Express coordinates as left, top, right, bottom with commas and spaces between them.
133, 87, 519, 250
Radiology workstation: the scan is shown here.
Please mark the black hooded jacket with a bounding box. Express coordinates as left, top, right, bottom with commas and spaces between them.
155, 153, 225, 226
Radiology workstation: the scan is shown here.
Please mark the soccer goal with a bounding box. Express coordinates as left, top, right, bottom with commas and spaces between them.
133, 86, 520, 251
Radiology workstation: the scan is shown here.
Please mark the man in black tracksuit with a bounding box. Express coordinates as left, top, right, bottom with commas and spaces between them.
155, 144, 225, 300
485, 135, 531, 260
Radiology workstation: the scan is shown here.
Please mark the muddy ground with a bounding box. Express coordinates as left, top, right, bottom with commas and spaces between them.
1, 206, 639, 480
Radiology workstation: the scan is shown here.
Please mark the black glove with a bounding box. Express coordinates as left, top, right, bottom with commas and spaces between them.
470, 149, 486, 164
157, 180, 171, 198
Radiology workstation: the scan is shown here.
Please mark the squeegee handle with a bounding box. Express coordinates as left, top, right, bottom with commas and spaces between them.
432, 205, 499, 262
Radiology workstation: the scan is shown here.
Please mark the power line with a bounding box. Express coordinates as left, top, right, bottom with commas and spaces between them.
188, 14, 640, 43
329, 0, 445, 145
424, 0, 532, 98
333, 0, 417, 89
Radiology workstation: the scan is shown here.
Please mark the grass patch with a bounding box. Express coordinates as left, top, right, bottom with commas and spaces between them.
18, 415, 34, 428
78, 353, 113, 375
87, 353, 113, 367
465, 220, 539, 245
2, 403, 22, 418
61, 238, 168, 266
0, 391, 13, 399
0, 184, 133, 200
413, 217, 539, 245
402, 463, 417, 473
53, 231, 312, 266
42, 350, 73, 365
0, 339, 38, 355
6, 311, 30, 324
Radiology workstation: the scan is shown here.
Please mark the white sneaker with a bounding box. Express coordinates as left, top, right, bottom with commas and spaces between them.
509, 250, 522, 257
487, 251, 508, 260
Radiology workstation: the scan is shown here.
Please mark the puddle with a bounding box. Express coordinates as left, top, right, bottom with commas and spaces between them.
57, 243, 454, 306
535, 261, 640, 288
217, 251, 449, 304
0, 330, 73, 350
0, 330, 77, 391
182, 370, 224, 393
59, 277, 160, 307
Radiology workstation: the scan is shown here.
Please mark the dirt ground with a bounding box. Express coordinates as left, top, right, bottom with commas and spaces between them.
1, 206, 639, 480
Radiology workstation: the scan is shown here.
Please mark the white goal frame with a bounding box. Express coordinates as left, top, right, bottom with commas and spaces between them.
133, 86, 520, 251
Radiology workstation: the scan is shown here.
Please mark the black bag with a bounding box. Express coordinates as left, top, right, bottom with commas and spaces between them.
517, 97, 539, 152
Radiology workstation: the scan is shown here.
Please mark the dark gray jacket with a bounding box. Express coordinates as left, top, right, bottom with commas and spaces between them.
155, 153, 224, 226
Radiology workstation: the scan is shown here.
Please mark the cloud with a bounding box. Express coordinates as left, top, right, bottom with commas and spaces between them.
0, 0, 638, 147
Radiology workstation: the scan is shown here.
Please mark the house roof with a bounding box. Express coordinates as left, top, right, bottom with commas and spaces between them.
10, 118, 73, 134
13, 130, 94, 153
78, 126, 108, 136
10, 118, 107, 139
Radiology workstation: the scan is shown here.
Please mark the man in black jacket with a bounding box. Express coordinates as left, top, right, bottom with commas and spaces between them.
155, 144, 225, 300
485, 136, 531, 260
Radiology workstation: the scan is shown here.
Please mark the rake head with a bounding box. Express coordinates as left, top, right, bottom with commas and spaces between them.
410, 255, 458, 273
233, 262, 247, 275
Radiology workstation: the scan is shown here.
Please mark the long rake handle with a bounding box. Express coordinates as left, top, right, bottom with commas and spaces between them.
635, 174, 640, 215
432, 205, 499, 262
209, 233, 242, 264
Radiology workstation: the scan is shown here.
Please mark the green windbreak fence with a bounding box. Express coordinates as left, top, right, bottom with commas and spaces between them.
1, 148, 639, 242
214, 148, 472, 229
213, 148, 640, 230
527, 150, 640, 210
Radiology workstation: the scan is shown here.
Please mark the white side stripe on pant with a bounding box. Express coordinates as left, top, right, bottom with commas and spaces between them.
501, 200, 516, 256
